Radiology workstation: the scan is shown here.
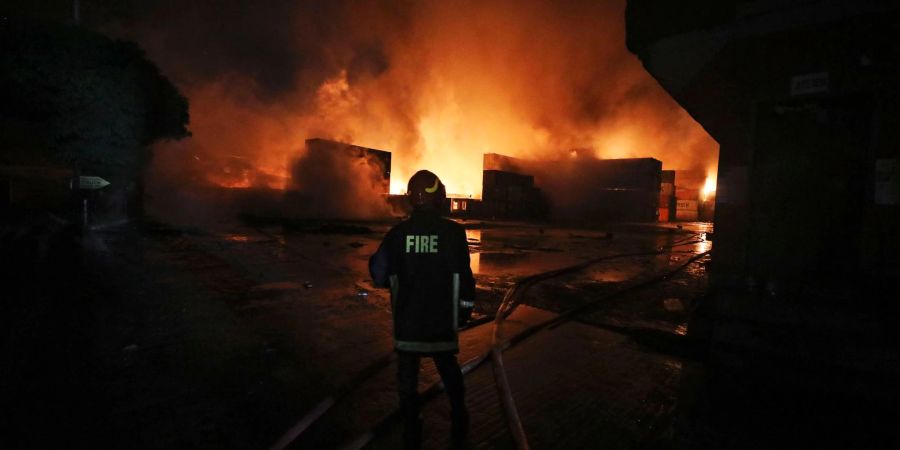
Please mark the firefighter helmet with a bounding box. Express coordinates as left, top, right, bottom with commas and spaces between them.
407, 170, 446, 210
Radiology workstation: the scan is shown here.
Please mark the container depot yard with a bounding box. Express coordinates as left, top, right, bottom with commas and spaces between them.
5, 211, 718, 448
4, 1, 900, 449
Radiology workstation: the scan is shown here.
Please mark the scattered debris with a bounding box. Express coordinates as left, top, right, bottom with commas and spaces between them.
663, 298, 684, 312
303, 281, 313, 289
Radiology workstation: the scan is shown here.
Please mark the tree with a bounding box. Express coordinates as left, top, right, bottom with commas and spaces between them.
0, 18, 189, 178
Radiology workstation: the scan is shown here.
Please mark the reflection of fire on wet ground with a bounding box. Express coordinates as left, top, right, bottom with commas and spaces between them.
457, 222, 711, 331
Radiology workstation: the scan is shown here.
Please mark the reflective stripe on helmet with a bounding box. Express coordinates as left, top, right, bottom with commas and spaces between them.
425, 177, 440, 193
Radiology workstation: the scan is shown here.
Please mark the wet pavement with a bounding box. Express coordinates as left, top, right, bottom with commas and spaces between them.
1, 216, 745, 449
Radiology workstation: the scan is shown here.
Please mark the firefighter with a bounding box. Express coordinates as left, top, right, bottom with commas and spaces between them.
369, 170, 475, 450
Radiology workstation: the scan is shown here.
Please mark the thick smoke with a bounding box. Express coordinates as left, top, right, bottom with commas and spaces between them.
286, 141, 393, 220
101, 0, 717, 210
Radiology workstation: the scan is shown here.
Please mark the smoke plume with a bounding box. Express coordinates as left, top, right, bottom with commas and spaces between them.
101, 0, 717, 209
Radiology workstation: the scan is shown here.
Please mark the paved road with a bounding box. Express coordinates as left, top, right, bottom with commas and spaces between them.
1, 218, 712, 449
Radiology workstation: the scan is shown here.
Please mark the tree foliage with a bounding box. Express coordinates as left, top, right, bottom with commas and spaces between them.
0, 18, 189, 176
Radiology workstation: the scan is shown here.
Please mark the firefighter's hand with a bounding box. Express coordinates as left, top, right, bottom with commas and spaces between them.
459, 299, 474, 326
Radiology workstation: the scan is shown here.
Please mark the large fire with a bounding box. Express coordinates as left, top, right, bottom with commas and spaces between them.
134, 0, 718, 203
701, 174, 717, 201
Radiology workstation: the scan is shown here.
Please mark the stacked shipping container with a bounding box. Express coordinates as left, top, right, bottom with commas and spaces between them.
483, 153, 661, 222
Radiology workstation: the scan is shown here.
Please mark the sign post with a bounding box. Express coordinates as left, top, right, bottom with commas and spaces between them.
78, 176, 110, 190
76, 176, 110, 228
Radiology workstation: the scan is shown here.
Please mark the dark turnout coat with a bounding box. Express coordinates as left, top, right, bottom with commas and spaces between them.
369, 209, 475, 353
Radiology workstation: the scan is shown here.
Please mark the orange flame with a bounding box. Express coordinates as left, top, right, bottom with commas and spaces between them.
701, 174, 717, 201
154, 1, 718, 201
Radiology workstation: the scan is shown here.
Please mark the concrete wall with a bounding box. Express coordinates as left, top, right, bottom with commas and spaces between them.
627, 1, 900, 388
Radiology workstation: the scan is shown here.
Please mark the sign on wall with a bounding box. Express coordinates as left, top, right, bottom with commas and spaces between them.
790, 72, 829, 96
875, 159, 900, 205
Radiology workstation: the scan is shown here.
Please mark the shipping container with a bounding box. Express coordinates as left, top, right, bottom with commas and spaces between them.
303, 138, 392, 193
661, 182, 675, 196
675, 187, 700, 200
674, 170, 705, 190
698, 198, 715, 222
675, 208, 699, 221
658, 207, 670, 222
659, 192, 672, 205
676, 199, 699, 221
661, 170, 676, 184
483, 153, 661, 222
481, 169, 546, 219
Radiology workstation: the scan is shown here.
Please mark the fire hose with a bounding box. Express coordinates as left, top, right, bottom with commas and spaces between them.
271, 238, 708, 450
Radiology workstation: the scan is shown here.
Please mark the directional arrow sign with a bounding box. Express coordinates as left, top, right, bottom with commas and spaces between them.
79, 176, 110, 190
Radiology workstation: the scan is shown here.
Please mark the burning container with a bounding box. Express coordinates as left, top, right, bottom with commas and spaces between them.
675, 199, 699, 221
285, 139, 394, 220
484, 153, 661, 222
481, 169, 546, 219
303, 139, 392, 192
658, 169, 676, 222
672, 170, 709, 222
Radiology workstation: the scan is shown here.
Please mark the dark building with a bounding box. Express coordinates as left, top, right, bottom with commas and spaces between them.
0, 165, 73, 213
446, 196, 480, 218
627, 0, 900, 391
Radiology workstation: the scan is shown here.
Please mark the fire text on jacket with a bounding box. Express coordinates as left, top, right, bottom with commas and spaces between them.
406, 235, 439, 253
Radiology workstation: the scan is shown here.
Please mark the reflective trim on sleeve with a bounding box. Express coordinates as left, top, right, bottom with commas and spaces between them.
460, 300, 474, 309
452, 272, 460, 330
389, 274, 399, 309
395, 340, 459, 353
